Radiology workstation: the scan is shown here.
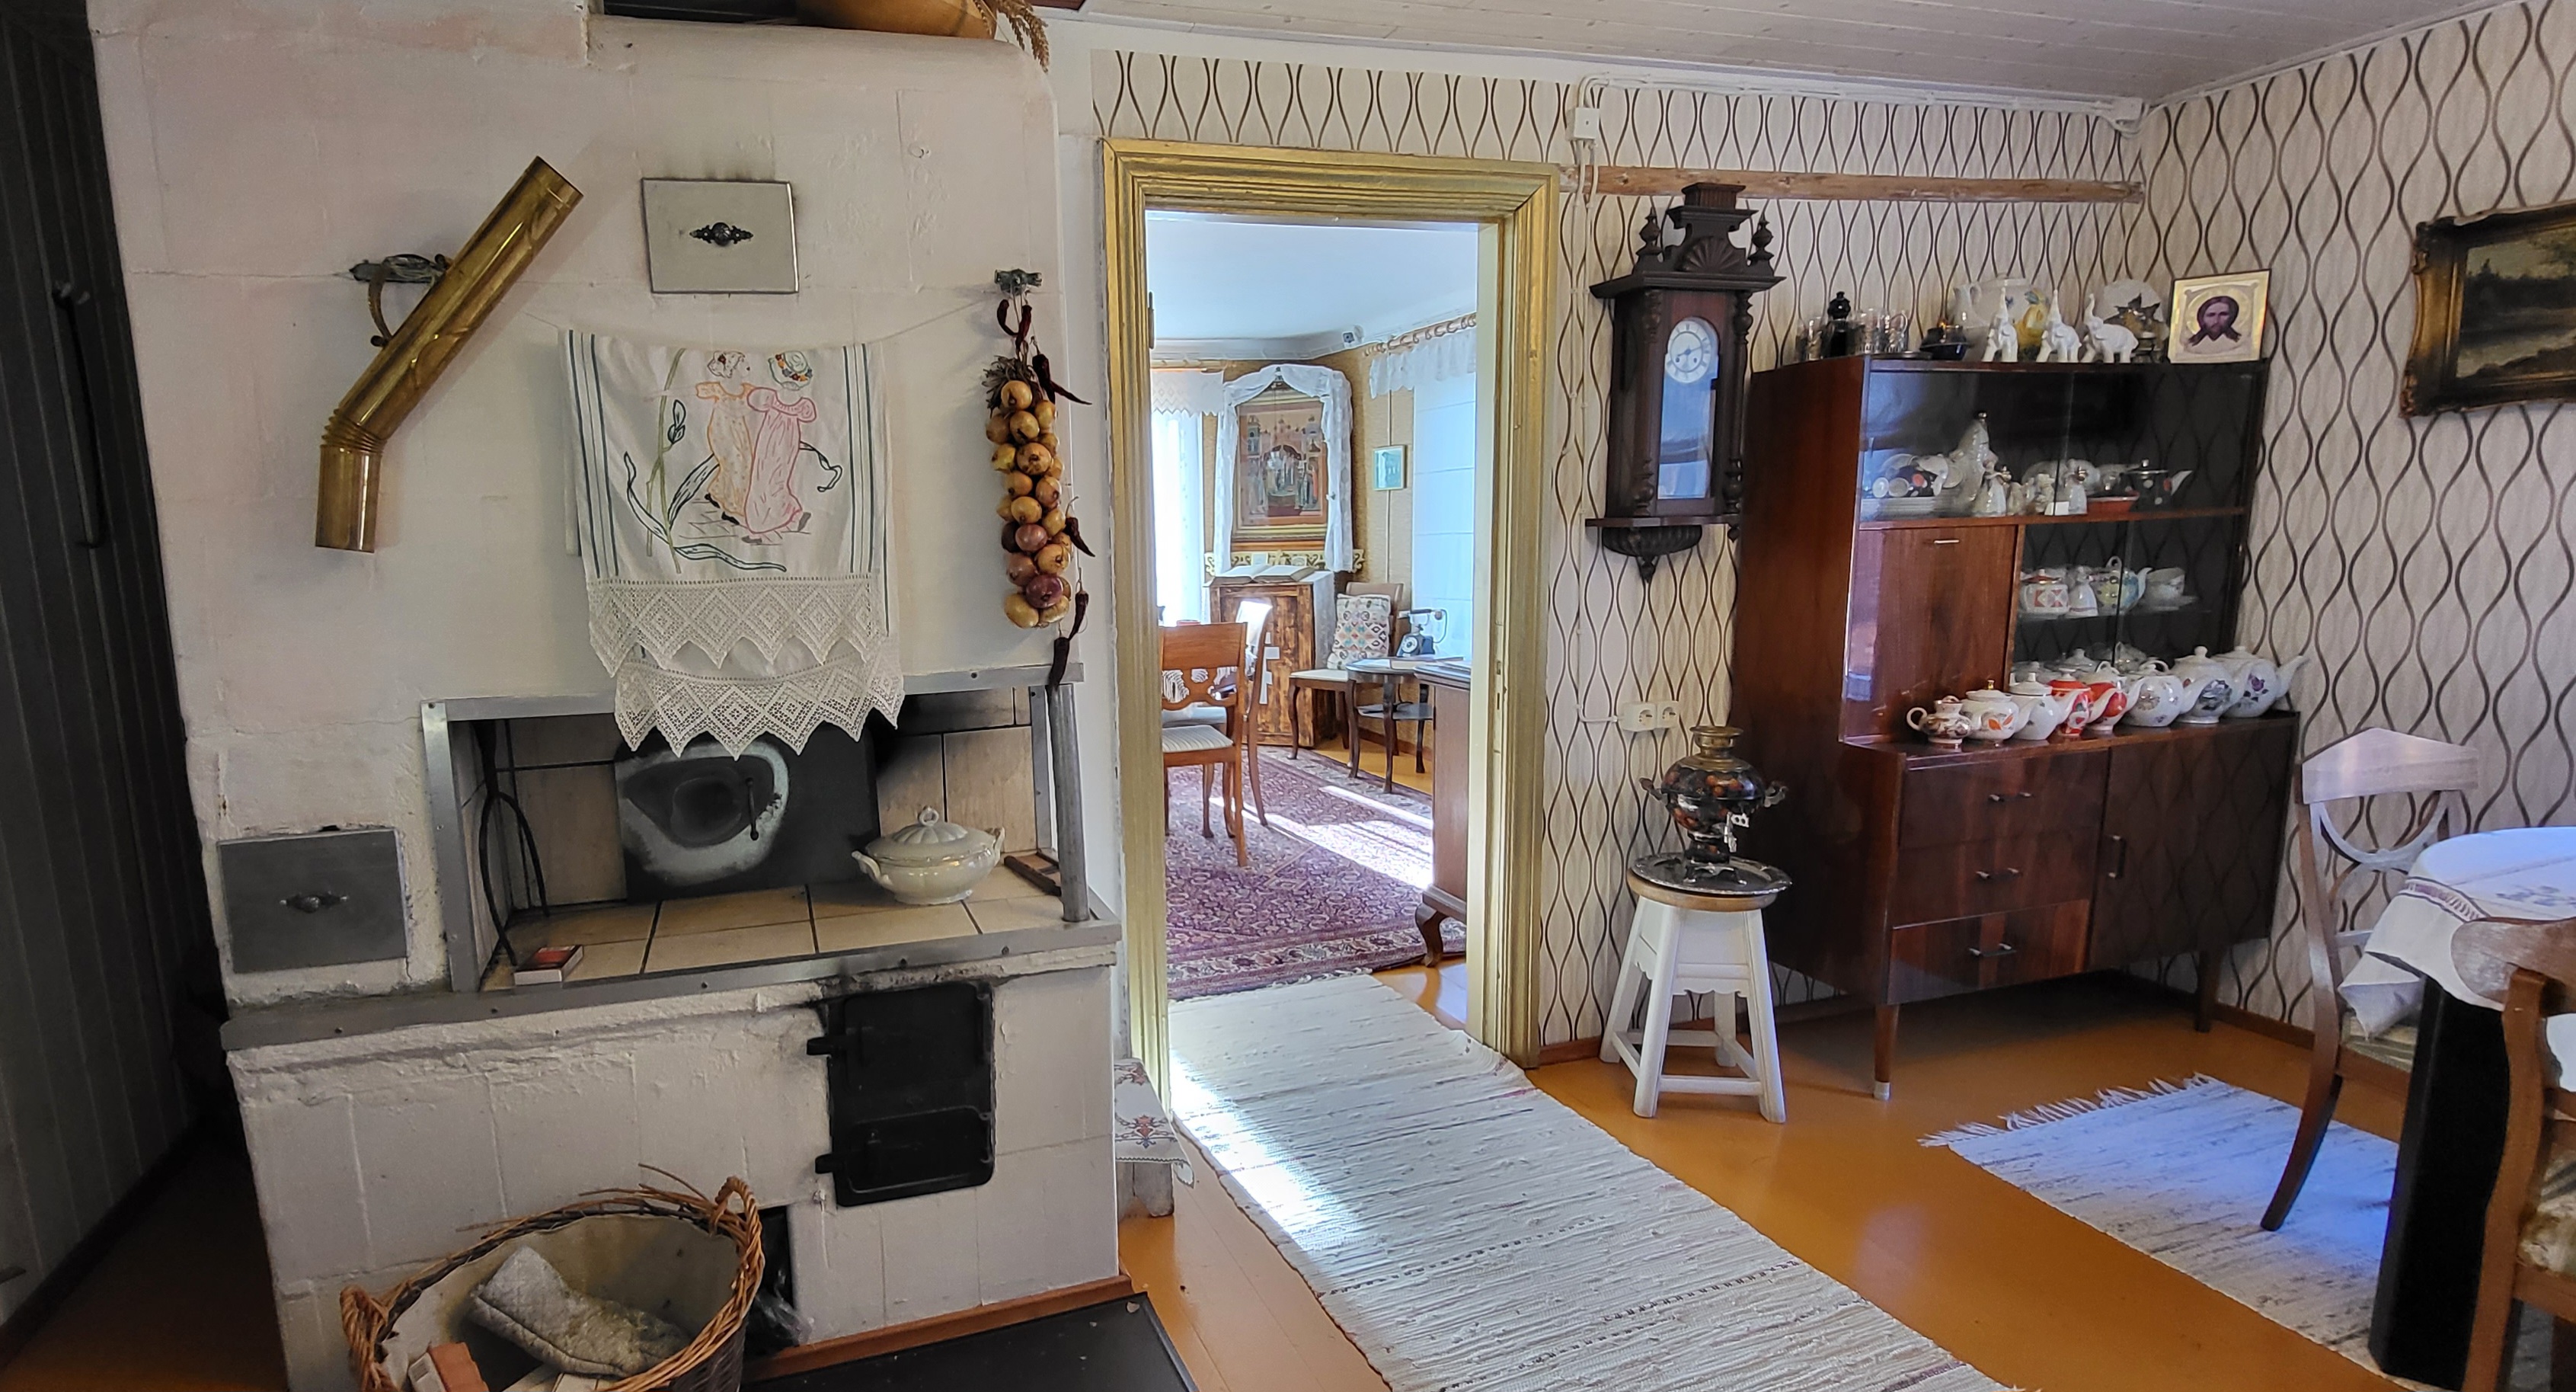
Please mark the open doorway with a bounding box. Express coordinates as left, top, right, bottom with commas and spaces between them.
1142, 212, 1484, 1007
1101, 142, 1558, 1083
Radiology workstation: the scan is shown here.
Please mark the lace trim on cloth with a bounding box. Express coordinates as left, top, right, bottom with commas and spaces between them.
590, 576, 900, 754
586, 575, 891, 673
609, 649, 903, 756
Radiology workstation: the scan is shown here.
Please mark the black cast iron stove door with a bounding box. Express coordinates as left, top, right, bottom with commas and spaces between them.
809, 981, 996, 1206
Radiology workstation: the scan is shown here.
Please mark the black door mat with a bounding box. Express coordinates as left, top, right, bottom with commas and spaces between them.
754, 1295, 1197, 1392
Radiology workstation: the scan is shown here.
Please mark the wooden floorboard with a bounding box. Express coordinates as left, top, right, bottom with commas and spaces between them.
1129, 966, 2402, 1392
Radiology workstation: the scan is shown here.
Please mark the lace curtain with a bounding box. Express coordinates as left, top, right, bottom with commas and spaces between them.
1213, 363, 1354, 573
1369, 319, 1477, 396
563, 331, 901, 754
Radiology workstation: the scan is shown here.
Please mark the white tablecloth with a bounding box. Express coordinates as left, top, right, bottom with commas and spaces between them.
2349, 826, 2576, 1078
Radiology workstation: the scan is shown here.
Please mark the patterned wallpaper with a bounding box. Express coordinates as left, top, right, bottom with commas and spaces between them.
1094, 51, 2136, 1042
2129, 0, 2576, 1022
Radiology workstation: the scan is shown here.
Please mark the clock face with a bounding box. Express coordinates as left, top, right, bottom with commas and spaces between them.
1664, 316, 1718, 386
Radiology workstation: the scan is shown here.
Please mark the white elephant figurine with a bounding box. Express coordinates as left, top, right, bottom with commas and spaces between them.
2034, 294, 2082, 363
2082, 312, 2139, 363
1980, 313, 2019, 361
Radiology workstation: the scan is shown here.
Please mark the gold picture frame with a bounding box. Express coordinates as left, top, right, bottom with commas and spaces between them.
2405, 199, 2576, 415
1229, 382, 1331, 548
2167, 270, 2269, 363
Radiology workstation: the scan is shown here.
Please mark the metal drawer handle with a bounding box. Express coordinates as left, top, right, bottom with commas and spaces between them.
1931, 538, 1961, 546
1973, 868, 2023, 882
1986, 791, 2034, 803
1967, 942, 2019, 958
282, 891, 346, 914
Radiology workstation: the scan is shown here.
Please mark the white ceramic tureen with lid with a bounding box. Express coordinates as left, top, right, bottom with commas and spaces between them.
852, 807, 1001, 904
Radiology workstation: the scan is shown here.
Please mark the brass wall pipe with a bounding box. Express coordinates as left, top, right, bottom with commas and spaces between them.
315, 158, 583, 551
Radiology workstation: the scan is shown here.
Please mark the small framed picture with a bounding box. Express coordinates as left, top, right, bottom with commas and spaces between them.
1370, 445, 1407, 491
2167, 270, 2269, 363
641, 178, 797, 294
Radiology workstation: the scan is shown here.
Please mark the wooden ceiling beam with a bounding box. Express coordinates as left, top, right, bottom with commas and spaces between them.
1587, 166, 2143, 204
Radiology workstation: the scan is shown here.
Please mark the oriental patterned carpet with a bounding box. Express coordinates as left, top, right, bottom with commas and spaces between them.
1165, 747, 1463, 1000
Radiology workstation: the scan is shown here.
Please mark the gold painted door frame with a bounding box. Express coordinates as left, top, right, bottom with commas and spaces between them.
1102, 139, 1557, 1081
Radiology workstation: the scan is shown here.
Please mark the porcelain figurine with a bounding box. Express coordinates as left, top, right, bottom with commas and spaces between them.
2080, 313, 2139, 363
2034, 293, 2083, 363
2167, 648, 2238, 725
1954, 277, 2035, 361
2009, 677, 2076, 741
1969, 459, 2013, 517
1959, 684, 2028, 742
2065, 571, 2099, 617
1906, 697, 1975, 749
854, 806, 1002, 904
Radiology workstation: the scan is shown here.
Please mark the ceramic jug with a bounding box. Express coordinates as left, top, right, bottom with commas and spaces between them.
2009, 677, 2076, 741
1906, 696, 1975, 749
1959, 685, 2028, 743
2167, 648, 2237, 725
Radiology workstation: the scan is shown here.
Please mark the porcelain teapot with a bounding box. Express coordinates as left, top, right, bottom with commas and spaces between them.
1958, 685, 2028, 743
2048, 677, 2108, 736
2204, 645, 2315, 718
2009, 677, 2078, 741
2122, 667, 2194, 728
2019, 568, 2072, 617
2076, 663, 2131, 734
2166, 648, 2239, 725
1906, 696, 1975, 749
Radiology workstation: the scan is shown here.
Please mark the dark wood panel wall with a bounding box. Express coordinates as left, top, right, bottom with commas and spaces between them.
0, 0, 214, 1332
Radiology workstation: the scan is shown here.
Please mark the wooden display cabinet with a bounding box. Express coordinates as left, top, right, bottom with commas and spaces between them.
1213, 578, 1315, 747
1733, 357, 2293, 1097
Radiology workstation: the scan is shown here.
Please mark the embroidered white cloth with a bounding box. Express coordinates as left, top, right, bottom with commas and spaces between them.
2351, 827, 2576, 1080
564, 332, 900, 754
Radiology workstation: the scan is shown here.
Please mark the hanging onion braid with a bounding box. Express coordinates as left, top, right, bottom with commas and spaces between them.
987, 0, 1049, 67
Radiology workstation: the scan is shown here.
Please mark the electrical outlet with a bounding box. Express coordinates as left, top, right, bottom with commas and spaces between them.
1616, 700, 1681, 734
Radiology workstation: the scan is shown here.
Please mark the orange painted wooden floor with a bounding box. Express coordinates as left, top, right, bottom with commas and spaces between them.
1126, 966, 2404, 1392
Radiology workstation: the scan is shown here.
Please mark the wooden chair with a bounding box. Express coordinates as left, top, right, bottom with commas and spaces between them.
1161, 621, 1250, 866
2262, 727, 2481, 1230
2450, 917, 2576, 1390
1165, 602, 1272, 829
1289, 584, 1400, 759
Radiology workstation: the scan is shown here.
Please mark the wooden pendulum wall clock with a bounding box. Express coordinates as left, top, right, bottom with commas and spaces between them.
1587, 182, 1779, 579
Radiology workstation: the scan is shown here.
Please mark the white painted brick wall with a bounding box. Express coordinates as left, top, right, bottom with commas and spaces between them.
231, 963, 1117, 1391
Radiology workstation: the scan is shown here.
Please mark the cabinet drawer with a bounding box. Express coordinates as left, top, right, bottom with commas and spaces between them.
1899, 752, 2108, 848
1891, 833, 2096, 926
1887, 903, 2090, 1003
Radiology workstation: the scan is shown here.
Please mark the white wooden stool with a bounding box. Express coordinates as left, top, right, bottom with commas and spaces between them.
1600, 869, 1786, 1122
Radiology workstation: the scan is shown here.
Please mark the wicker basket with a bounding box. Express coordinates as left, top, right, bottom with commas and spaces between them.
340, 1176, 764, 1392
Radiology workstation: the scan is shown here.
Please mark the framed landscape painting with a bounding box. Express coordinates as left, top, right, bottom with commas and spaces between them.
2406, 200, 2576, 414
